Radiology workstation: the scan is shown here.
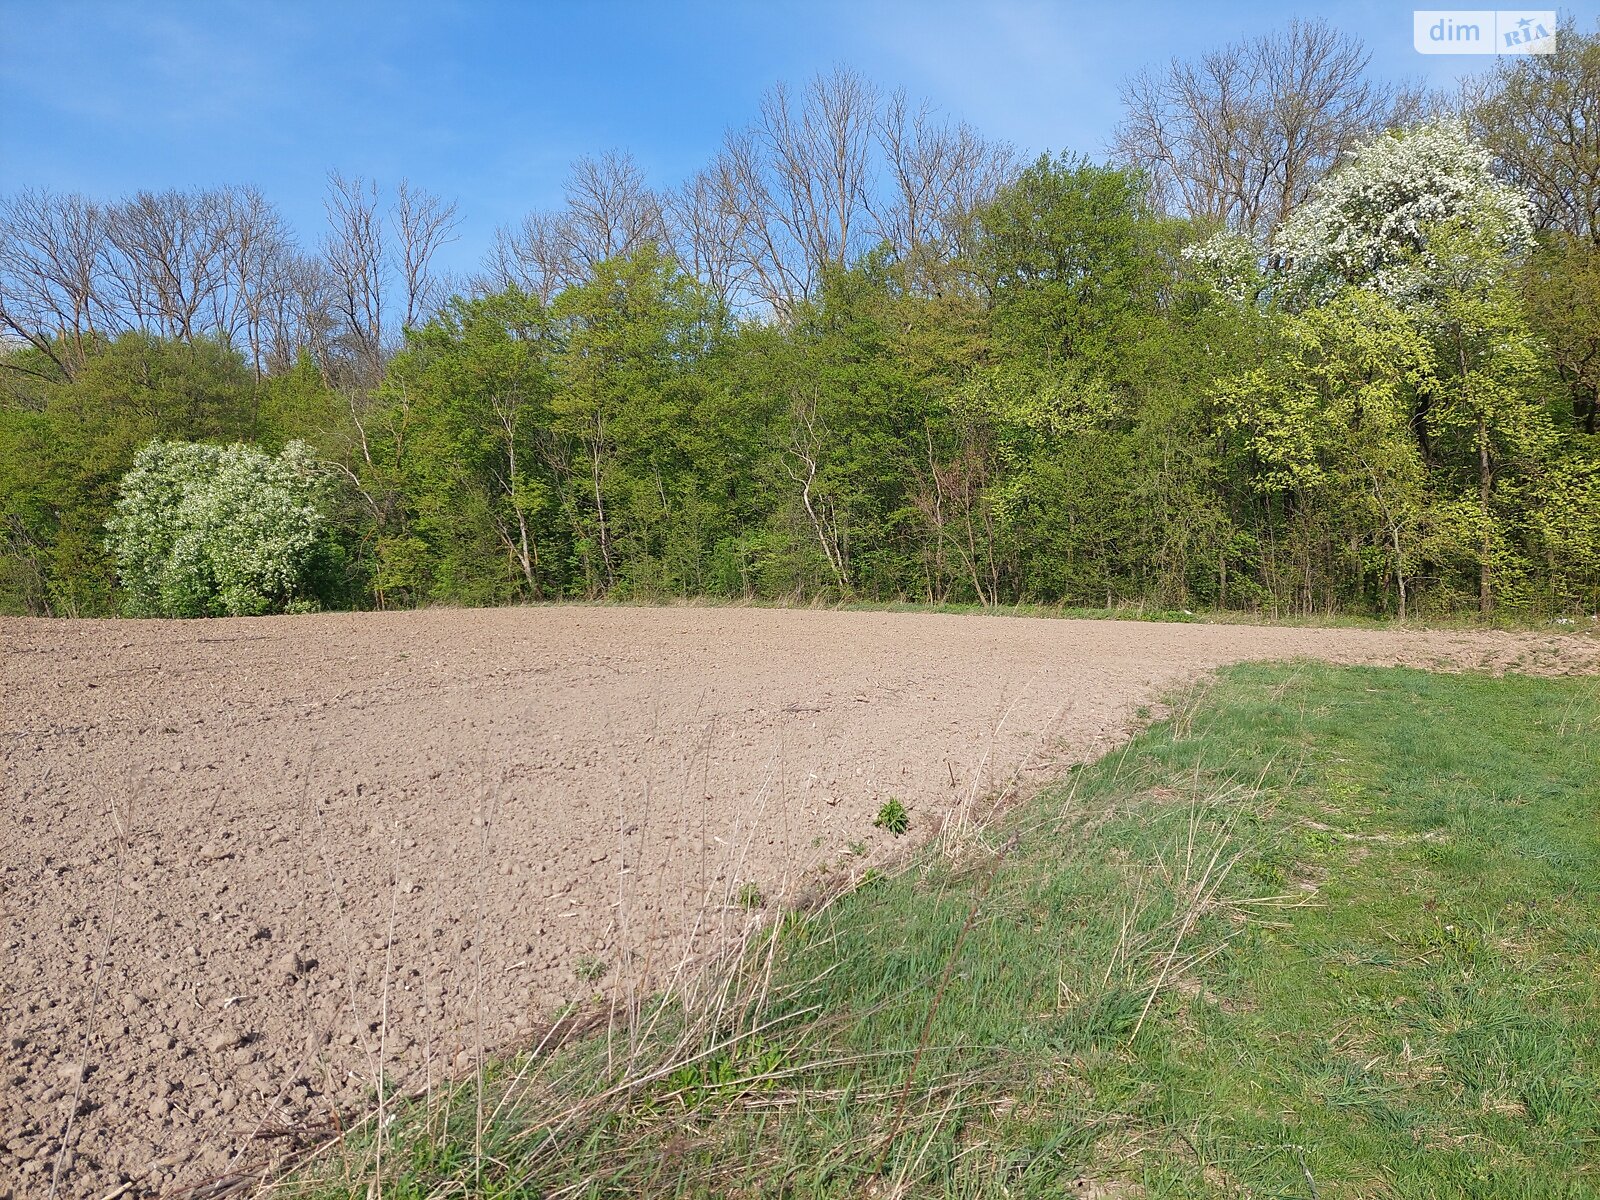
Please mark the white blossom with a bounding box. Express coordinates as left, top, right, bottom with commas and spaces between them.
1181, 230, 1266, 304
106, 439, 328, 617
1272, 122, 1535, 307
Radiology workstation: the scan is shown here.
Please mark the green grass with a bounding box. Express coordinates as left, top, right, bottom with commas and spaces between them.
534, 592, 1600, 634
837, 598, 1600, 633
285, 664, 1600, 1199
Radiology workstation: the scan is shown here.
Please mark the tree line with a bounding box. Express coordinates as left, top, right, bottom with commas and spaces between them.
3, 19, 1597, 620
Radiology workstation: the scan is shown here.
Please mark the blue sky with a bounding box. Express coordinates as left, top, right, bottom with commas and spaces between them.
3, 1, 1594, 275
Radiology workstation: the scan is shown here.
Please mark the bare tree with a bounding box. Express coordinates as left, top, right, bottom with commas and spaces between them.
265, 251, 339, 376
563, 151, 667, 271
871, 91, 1015, 292
1464, 20, 1600, 244
0, 189, 108, 378
321, 173, 389, 384
664, 153, 760, 310
394, 180, 461, 329
211, 185, 298, 377
100, 188, 242, 343
1115, 19, 1418, 236
660, 68, 883, 319
758, 67, 879, 288
0, 176, 454, 392
0, 185, 314, 381
479, 68, 1011, 318
718, 126, 808, 316
482, 152, 662, 300
480, 210, 570, 302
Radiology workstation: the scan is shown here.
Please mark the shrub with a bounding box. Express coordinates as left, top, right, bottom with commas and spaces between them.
106, 439, 331, 617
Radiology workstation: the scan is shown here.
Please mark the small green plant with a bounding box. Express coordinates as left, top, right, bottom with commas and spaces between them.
776, 910, 809, 946
1248, 853, 1290, 888
846, 839, 868, 857
737, 881, 764, 910
655, 1037, 786, 1113
573, 954, 608, 983
873, 798, 910, 836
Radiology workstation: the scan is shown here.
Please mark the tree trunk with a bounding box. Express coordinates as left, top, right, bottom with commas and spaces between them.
503, 424, 538, 596
799, 459, 849, 594
1392, 524, 1407, 621
589, 423, 616, 593
1478, 411, 1493, 618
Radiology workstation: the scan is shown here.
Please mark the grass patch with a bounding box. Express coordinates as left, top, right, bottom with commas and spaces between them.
548, 592, 1600, 634
840, 597, 1600, 633
282, 664, 1600, 1198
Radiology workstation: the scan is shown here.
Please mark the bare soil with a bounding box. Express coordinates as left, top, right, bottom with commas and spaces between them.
2, 605, 1595, 1197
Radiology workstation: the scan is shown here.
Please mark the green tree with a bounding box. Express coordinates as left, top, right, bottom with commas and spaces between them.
738, 254, 989, 601
377, 287, 558, 604
971, 155, 1163, 374
548, 248, 731, 596
1213, 290, 1432, 615
1523, 234, 1600, 434
959, 157, 1226, 607
1467, 19, 1600, 243
1470, 21, 1600, 438
1423, 224, 1564, 615
0, 333, 260, 614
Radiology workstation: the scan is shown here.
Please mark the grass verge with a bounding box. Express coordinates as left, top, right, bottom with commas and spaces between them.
545, 593, 1600, 634
278, 664, 1600, 1199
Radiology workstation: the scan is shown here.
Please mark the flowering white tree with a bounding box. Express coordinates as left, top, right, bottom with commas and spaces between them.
107, 440, 329, 616
1273, 121, 1535, 307
1181, 229, 1267, 304
1258, 122, 1560, 616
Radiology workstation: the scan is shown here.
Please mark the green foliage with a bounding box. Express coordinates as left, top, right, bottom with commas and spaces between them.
1469, 19, 1600, 243
872, 797, 910, 835
1524, 233, 1600, 435
1205, 150, 1594, 617
375, 287, 557, 605
547, 247, 743, 597
105, 439, 334, 616
0, 333, 265, 615
1214, 289, 1432, 612
973, 154, 1163, 370
5, 122, 1597, 621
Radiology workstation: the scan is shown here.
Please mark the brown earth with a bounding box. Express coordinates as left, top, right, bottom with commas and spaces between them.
2, 605, 1596, 1198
